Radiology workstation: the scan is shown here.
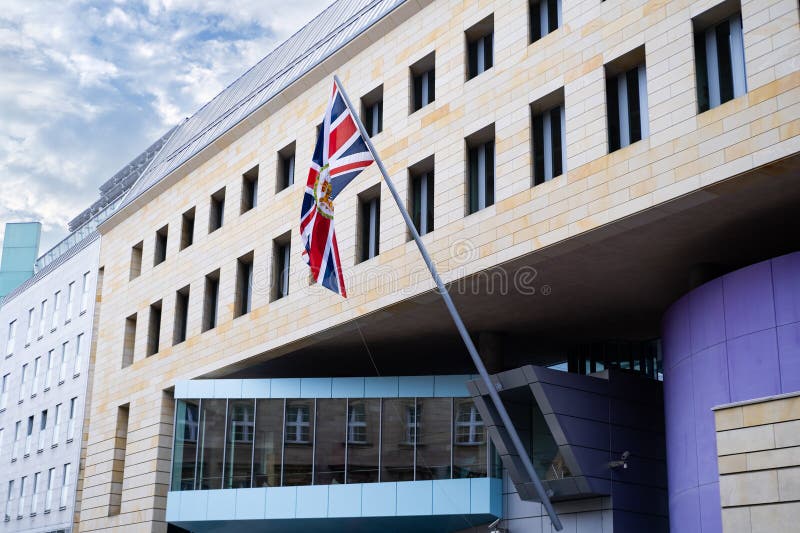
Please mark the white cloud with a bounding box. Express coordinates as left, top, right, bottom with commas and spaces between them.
0, 0, 334, 253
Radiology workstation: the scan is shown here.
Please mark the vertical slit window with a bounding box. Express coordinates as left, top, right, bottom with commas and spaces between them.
122, 313, 136, 368
180, 208, 195, 250
411, 53, 436, 112
606, 55, 649, 152
359, 191, 381, 262
530, 0, 562, 43
173, 286, 190, 345
235, 252, 254, 318
129, 242, 143, 280
108, 404, 128, 515
209, 188, 226, 233
146, 300, 162, 356
272, 237, 291, 301
695, 12, 746, 112
467, 129, 495, 214
241, 165, 259, 213
409, 158, 435, 237
361, 86, 384, 137
532, 101, 566, 185
466, 16, 494, 80
277, 143, 296, 191
202, 270, 220, 332
224, 399, 255, 489
154, 225, 168, 266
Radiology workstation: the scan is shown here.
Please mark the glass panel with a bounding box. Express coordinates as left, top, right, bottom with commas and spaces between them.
531, 397, 570, 481
380, 398, 415, 481
416, 398, 451, 480
453, 399, 487, 478
346, 399, 380, 483
253, 399, 283, 487
197, 399, 226, 489
314, 399, 346, 485
224, 399, 254, 488
283, 399, 314, 486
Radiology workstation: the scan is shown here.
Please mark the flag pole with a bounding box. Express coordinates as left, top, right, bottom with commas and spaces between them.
333, 74, 563, 531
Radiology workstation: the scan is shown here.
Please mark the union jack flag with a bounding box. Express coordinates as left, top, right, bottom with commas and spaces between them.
300, 80, 375, 297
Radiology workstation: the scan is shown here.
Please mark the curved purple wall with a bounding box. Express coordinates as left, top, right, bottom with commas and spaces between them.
661, 251, 800, 533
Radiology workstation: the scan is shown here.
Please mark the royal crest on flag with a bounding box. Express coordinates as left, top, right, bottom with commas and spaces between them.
300, 80, 375, 297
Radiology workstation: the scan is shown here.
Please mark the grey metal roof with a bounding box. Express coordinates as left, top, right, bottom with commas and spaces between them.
116, 0, 406, 213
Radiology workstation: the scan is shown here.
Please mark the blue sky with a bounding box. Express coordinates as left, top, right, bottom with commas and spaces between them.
0, 0, 331, 254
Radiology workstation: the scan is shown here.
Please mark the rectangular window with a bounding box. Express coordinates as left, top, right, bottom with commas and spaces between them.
67, 398, 77, 441
130, 241, 143, 280
45, 468, 54, 512
361, 85, 384, 136
358, 189, 381, 262
0, 373, 8, 410
530, 0, 562, 43
31, 472, 40, 515
19, 364, 28, 402
694, 11, 746, 112
180, 208, 195, 250
12, 420, 21, 460
241, 165, 259, 213
6, 320, 16, 356
196, 399, 225, 489
411, 53, 435, 112
209, 187, 226, 233
38, 300, 47, 337
66, 282, 74, 321
60, 463, 71, 509
466, 15, 494, 80
531, 89, 566, 185
26, 309, 33, 344
5, 480, 13, 521
32, 356, 41, 395
606, 48, 649, 152
277, 142, 296, 191
202, 270, 220, 331
51, 291, 61, 330
272, 237, 291, 302
173, 286, 190, 345
154, 225, 168, 266
52, 404, 61, 445
409, 157, 435, 237
283, 400, 315, 486
73, 333, 84, 375
58, 341, 68, 382
17, 476, 25, 518
24, 415, 33, 456
38, 409, 47, 451
147, 300, 162, 356
122, 313, 137, 369
44, 351, 54, 389
466, 126, 496, 214
235, 252, 254, 318
80, 272, 90, 313
108, 405, 128, 515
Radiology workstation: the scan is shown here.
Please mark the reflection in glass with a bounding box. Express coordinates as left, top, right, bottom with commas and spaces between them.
346, 399, 379, 483
197, 399, 226, 489
172, 399, 199, 491
416, 398, 451, 480
453, 399, 487, 478
314, 399, 346, 484
253, 399, 283, 487
531, 398, 570, 481
224, 399, 254, 488
380, 399, 415, 481
283, 399, 314, 486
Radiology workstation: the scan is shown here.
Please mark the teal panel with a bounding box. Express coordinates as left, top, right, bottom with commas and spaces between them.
0, 253, 36, 271
300, 377, 332, 398
432, 479, 470, 515
361, 482, 396, 517
235, 488, 266, 520
179, 490, 208, 521
331, 377, 365, 397
206, 489, 236, 520
265, 486, 296, 519
396, 480, 433, 516
364, 376, 398, 397
398, 376, 434, 397
213, 379, 242, 398
469, 477, 503, 517
270, 378, 301, 398
295, 485, 328, 518
1, 223, 41, 248
166, 491, 181, 522
327, 483, 361, 517
434, 375, 471, 397
241, 379, 271, 398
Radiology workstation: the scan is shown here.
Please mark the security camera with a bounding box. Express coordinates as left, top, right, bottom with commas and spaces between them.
609, 450, 630, 470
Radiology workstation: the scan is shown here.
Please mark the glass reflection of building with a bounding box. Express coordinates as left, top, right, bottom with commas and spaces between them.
170, 396, 498, 491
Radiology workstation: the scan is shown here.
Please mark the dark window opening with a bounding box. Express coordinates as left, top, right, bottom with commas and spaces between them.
235, 252, 254, 318
277, 142, 296, 192
411, 53, 435, 112
466, 16, 494, 80
209, 188, 226, 233
202, 270, 220, 332
146, 300, 162, 356
241, 165, 259, 214
154, 225, 168, 266
173, 286, 190, 345
180, 208, 195, 250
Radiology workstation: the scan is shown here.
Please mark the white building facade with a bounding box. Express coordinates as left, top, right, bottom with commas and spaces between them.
0, 235, 101, 533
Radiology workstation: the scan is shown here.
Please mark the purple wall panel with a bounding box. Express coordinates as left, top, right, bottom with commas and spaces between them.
662, 252, 800, 533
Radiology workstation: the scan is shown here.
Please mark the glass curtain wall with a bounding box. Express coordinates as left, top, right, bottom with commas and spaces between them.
171, 396, 495, 491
